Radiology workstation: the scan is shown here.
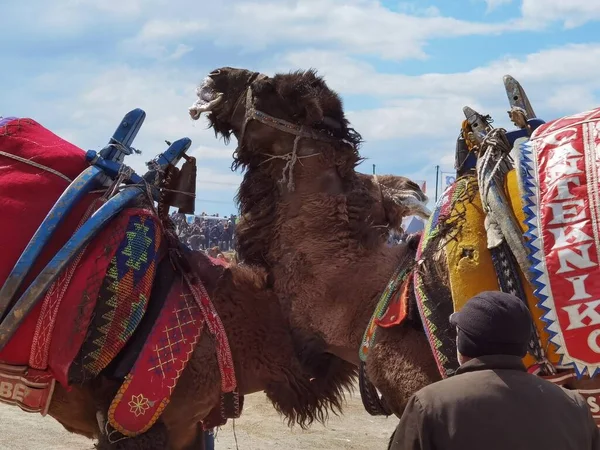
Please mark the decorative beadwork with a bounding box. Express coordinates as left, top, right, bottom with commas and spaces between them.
69, 213, 161, 383
108, 276, 205, 436
414, 180, 464, 378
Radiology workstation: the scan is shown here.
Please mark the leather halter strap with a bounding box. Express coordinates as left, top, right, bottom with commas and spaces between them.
233, 74, 348, 191
235, 74, 346, 154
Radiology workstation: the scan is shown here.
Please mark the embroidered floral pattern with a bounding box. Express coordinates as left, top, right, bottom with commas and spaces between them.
128, 394, 151, 417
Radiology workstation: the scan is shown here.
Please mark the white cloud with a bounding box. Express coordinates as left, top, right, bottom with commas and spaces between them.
482, 0, 513, 13
277, 43, 600, 178
13, 60, 242, 214
35, 0, 163, 29
168, 44, 194, 61
275, 43, 600, 147
120, 42, 195, 61
521, 0, 600, 28
190, 145, 236, 161
121, 19, 206, 60
280, 44, 600, 103
6, 0, 600, 214
196, 167, 242, 192
211, 0, 525, 61
397, 3, 442, 17
10, 0, 596, 65
136, 19, 208, 40
347, 96, 487, 141
36, 41, 599, 205
543, 85, 600, 113
67, 0, 150, 15
42, 0, 528, 62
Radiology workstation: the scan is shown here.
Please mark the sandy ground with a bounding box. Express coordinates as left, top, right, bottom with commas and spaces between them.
0, 387, 397, 450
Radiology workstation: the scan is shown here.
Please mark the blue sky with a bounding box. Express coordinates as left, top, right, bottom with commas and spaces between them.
2, 0, 600, 215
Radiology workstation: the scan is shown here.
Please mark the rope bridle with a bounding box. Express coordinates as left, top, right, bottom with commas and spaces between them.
231, 72, 352, 191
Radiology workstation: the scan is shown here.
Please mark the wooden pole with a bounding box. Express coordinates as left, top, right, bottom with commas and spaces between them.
435, 165, 440, 202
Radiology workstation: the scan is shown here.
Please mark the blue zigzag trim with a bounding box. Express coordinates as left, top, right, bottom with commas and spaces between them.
519, 139, 589, 378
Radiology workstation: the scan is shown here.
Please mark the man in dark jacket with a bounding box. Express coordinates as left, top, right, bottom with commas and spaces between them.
388, 291, 600, 450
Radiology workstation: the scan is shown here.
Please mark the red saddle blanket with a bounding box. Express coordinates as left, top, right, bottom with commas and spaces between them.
0, 119, 161, 387
0, 118, 239, 434
0, 118, 97, 365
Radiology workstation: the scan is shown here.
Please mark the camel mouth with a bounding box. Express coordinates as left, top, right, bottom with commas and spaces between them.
189, 77, 223, 120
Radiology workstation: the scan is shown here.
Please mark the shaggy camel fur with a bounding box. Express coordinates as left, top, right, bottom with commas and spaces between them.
20, 231, 346, 449
189, 67, 441, 416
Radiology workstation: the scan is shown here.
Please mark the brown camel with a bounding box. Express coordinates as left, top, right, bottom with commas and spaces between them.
0, 126, 352, 450
14, 224, 353, 450
188, 67, 441, 417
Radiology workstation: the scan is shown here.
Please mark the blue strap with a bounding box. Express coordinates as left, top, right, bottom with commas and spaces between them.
505, 118, 545, 145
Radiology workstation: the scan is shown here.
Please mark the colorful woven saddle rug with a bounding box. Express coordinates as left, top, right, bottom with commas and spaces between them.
0, 117, 239, 435
415, 106, 600, 426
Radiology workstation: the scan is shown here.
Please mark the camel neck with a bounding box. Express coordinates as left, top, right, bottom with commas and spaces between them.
236, 162, 414, 365
267, 195, 410, 362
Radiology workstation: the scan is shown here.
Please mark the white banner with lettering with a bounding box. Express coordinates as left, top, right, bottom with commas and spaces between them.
522, 107, 600, 377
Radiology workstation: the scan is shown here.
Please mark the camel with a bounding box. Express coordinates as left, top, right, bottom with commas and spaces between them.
50, 254, 337, 450
0, 117, 350, 450
188, 67, 441, 417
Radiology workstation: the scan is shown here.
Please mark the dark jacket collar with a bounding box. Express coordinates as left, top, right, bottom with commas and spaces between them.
455, 354, 527, 375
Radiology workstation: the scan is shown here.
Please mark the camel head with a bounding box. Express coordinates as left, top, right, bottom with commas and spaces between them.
189, 67, 429, 236
189, 67, 255, 137
362, 174, 431, 227
188, 67, 362, 168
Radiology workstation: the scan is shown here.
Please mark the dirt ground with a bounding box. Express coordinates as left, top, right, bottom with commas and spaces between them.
0, 386, 397, 450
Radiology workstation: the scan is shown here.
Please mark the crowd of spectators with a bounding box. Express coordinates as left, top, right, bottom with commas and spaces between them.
171, 211, 421, 257
171, 211, 237, 254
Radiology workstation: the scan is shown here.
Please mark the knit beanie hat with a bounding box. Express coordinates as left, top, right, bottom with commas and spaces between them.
449, 291, 533, 358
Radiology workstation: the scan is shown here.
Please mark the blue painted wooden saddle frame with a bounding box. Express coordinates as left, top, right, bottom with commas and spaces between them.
0, 109, 192, 351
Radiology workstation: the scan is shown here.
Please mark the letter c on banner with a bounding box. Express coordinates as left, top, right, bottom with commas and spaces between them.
588, 329, 600, 354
